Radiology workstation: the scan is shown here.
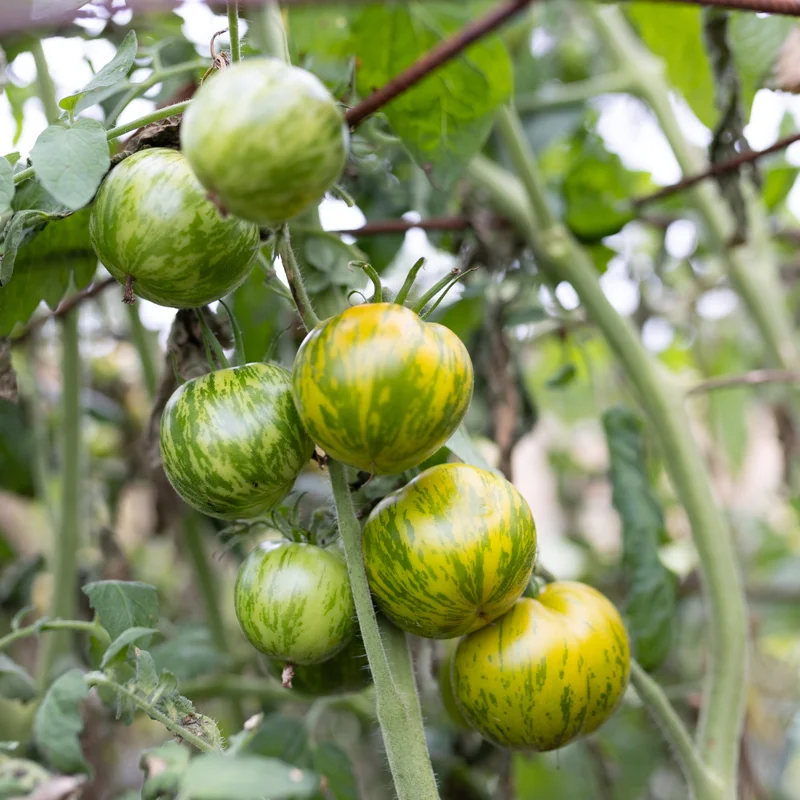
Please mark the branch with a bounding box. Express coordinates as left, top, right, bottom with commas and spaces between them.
344, 0, 535, 128
227, 2, 241, 62
634, 131, 800, 208
627, 0, 800, 14
688, 369, 800, 396
0, 619, 110, 653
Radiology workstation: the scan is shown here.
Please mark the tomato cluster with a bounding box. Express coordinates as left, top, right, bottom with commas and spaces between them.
88, 57, 630, 752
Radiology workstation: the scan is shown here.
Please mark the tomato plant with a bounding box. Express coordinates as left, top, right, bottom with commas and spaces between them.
452, 582, 631, 751
362, 463, 536, 638
89, 148, 260, 307
292, 303, 474, 474
160, 363, 314, 520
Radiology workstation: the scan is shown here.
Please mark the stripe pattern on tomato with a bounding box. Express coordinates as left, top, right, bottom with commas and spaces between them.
292, 303, 474, 474
362, 463, 537, 638
160, 363, 314, 520
452, 582, 631, 751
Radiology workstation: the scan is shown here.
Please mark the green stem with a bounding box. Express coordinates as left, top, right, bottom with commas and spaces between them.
394, 258, 426, 306
352, 262, 383, 303
36, 311, 82, 689
30, 40, 60, 124
182, 674, 297, 703
329, 460, 439, 800
411, 269, 462, 315
515, 70, 632, 115
470, 120, 745, 794
261, 1, 290, 63
0, 619, 109, 654
276, 226, 321, 329
630, 662, 721, 800
126, 304, 158, 398
85, 673, 218, 753
228, 2, 242, 62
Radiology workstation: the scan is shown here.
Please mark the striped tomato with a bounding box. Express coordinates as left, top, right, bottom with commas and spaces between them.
452, 582, 631, 751
89, 148, 259, 307
159, 363, 313, 520
234, 541, 356, 665
292, 303, 474, 474
181, 59, 349, 226
362, 463, 536, 638
266, 635, 371, 696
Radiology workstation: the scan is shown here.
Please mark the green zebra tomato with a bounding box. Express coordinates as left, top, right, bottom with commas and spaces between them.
292, 303, 473, 474
181, 58, 349, 226
159, 363, 313, 520
89, 148, 259, 307
452, 582, 631, 751
362, 463, 536, 638
234, 541, 356, 665
266, 635, 371, 696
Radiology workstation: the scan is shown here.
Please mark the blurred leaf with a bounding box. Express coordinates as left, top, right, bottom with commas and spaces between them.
244, 714, 313, 768
587, 242, 616, 274
545, 362, 577, 389
351, 3, 512, 188
708, 387, 748, 472
445, 425, 499, 474
522, 106, 585, 154
288, 7, 353, 61
0, 400, 34, 495
761, 162, 798, 211
60, 31, 137, 114
603, 405, 676, 671
0, 159, 13, 215
312, 743, 358, 800
0, 654, 35, 701
29, 119, 110, 210
140, 741, 190, 800
4, 83, 34, 147
100, 626, 160, 668
33, 669, 90, 774
150, 624, 229, 682
628, 4, 717, 127
82, 580, 159, 641
180, 755, 320, 800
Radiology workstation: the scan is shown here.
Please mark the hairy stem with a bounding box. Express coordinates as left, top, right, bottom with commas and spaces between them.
276, 226, 321, 329
36, 311, 82, 689
470, 120, 745, 795
86, 673, 219, 753
329, 460, 439, 800
228, 1, 242, 62
0, 619, 109, 654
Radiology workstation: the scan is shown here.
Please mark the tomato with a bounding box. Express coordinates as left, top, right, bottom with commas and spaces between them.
234, 541, 356, 665
292, 303, 474, 474
452, 582, 631, 751
89, 148, 259, 307
266, 635, 371, 696
181, 59, 349, 227
362, 463, 536, 638
438, 640, 471, 730
159, 363, 313, 520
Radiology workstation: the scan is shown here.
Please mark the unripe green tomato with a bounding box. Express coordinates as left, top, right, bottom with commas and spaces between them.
452, 582, 631, 751
234, 541, 356, 665
266, 634, 372, 696
292, 303, 474, 475
362, 463, 537, 638
89, 148, 259, 307
159, 363, 314, 520
181, 58, 349, 226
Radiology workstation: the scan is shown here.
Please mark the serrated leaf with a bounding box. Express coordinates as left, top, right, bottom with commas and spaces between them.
628, 4, 717, 128
603, 406, 677, 671
312, 742, 358, 800
100, 626, 160, 668
180, 755, 320, 800
150, 624, 228, 681
140, 741, 190, 800
60, 31, 137, 114
0, 654, 36, 701
0, 209, 52, 285
33, 669, 90, 774
351, 2, 512, 188
29, 119, 110, 210
0, 159, 13, 215
82, 580, 159, 641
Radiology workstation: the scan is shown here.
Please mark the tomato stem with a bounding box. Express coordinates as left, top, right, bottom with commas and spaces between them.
410, 268, 462, 315
227, 2, 241, 63
328, 460, 439, 800
394, 257, 426, 306
276, 225, 321, 330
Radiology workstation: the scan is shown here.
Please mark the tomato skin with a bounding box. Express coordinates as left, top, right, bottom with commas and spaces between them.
89, 148, 259, 307
292, 303, 474, 475
234, 541, 356, 665
159, 363, 314, 520
266, 635, 371, 696
452, 582, 631, 751
181, 58, 349, 226
362, 463, 536, 639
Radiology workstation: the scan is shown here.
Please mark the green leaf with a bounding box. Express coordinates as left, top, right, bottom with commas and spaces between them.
29, 118, 110, 210
627, 4, 717, 128
150, 624, 228, 681
33, 669, 90, 774
312, 742, 358, 800
545, 362, 577, 389
60, 31, 138, 114
4, 84, 34, 147
140, 741, 190, 800
0, 159, 13, 215
445, 425, 500, 474
351, 2, 512, 188
180, 755, 320, 800
761, 162, 798, 211
0, 654, 36, 701
0, 209, 53, 285
82, 580, 159, 641
244, 714, 313, 768
100, 626, 160, 668
603, 406, 677, 671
